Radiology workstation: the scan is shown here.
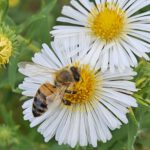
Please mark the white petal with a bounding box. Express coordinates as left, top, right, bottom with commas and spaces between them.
70, 107, 80, 148
85, 103, 97, 147
79, 106, 88, 146
22, 99, 33, 109
61, 6, 88, 24
101, 100, 128, 124
18, 62, 54, 77
95, 101, 122, 130
44, 108, 67, 142
102, 88, 138, 107
42, 44, 63, 68
57, 108, 73, 145
70, 0, 89, 16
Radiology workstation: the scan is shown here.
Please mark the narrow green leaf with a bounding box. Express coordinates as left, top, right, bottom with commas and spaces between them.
128, 108, 138, 150
40, 0, 57, 14
18, 0, 57, 34
0, 69, 9, 88
136, 78, 146, 87
134, 94, 150, 108
12, 88, 22, 94
8, 57, 18, 90
0, 0, 8, 21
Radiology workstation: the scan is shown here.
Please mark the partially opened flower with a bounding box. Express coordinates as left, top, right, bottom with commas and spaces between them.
18, 42, 137, 148
51, 0, 150, 72
0, 24, 17, 66
0, 125, 19, 146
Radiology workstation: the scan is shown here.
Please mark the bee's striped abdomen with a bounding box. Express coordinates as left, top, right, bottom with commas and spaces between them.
32, 96, 47, 117
32, 83, 56, 117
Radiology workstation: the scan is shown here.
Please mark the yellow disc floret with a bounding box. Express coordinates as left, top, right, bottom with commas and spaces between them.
64, 64, 99, 104
0, 35, 13, 65
88, 3, 126, 42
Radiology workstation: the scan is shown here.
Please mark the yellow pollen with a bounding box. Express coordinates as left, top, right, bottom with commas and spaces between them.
88, 3, 126, 42
0, 35, 13, 65
64, 64, 98, 104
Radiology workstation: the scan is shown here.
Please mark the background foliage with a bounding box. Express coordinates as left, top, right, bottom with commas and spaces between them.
0, 0, 150, 150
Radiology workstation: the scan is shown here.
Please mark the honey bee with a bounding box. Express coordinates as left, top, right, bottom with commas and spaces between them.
32, 66, 80, 117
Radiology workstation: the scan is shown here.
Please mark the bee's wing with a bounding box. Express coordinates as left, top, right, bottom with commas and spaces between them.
18, 62, 57, 76
46, 86, 67, 103
46, 93, 57, 103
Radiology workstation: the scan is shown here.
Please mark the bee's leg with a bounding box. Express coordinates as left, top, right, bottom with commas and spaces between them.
65, 90, 77, 94
65, 83, 77, 94
62, 99, 72, 106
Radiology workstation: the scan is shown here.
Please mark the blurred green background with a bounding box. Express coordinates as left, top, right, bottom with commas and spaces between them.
0, 0, 150, 150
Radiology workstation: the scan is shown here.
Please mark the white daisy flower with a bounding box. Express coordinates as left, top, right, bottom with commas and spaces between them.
18, 42, 137, 148
51, 0, 150, 72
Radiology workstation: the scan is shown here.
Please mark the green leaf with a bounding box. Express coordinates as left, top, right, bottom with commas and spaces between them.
98, 124, 128, 150
0, 105, 15, 127
0, 0, 8, 21
136, 78, 146, 87
0, 68, 9, 88
25, 15, 54, 44
18, 0, 57, 34
4, 16, 16, 26
134, 94, 150, 108
12, 88, 22, 94
128, 108, 138, 150
8, 56, 18, 90
40, 0, 57, 14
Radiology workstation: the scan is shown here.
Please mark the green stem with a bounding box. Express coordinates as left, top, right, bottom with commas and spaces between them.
18, 36, 40, 52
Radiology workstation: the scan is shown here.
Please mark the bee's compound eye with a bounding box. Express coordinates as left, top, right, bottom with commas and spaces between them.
75, 74, 80, 82
70, 67, 80, 82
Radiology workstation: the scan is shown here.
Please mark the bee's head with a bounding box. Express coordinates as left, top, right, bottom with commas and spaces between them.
55, 66, 81, 86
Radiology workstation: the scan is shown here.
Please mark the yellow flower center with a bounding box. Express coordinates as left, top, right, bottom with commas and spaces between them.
0, 35, 13, 65
64, 64, 101, 105
88, 3, 126, 42
9, 0, 20, 8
